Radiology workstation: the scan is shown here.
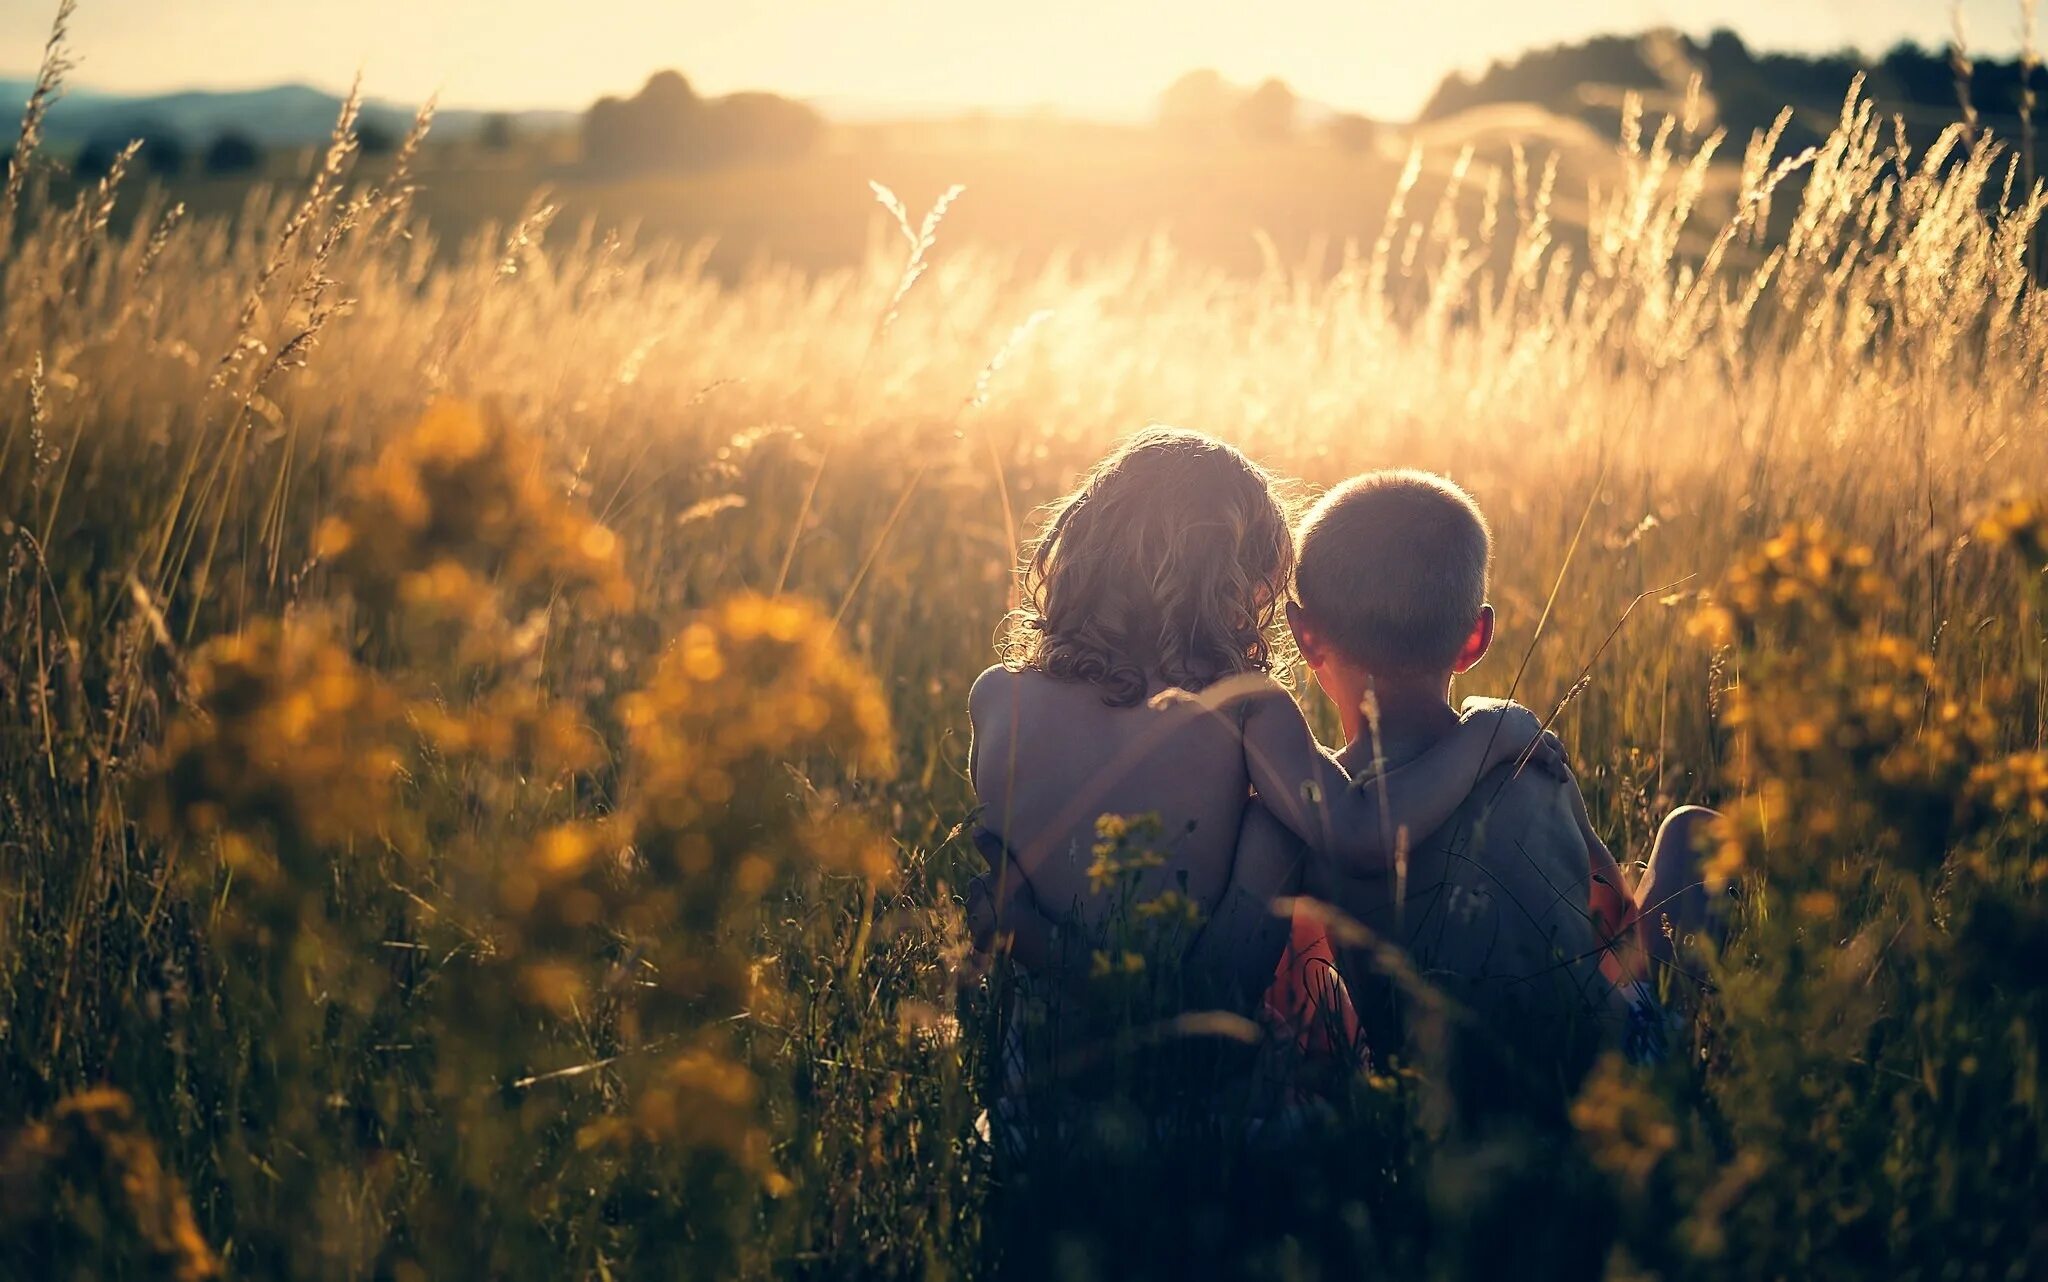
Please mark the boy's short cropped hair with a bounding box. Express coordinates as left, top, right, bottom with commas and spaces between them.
1293, 470, 1492, 675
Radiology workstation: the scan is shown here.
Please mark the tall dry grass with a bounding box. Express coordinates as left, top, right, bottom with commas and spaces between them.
0, 5, 2044, 1275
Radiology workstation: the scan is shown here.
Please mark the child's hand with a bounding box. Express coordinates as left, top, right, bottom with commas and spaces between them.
1459, 696, 1570, 780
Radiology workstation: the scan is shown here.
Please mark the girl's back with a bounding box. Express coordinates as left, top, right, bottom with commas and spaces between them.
969, 665, 1250, 923
968, 428, 1293, 930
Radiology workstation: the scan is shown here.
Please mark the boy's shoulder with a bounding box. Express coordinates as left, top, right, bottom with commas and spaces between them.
1445, 765, 1591, 888
1325, 765, 1595, 951
1462, 762, 1580, 830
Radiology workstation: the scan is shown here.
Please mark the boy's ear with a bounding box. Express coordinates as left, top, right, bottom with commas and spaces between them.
1284, 601, 1327, 668
1451, 604, 1495, 674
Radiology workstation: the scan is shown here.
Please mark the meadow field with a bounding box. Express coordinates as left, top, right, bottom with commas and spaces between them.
1, 30, 2046, 1282
87, 100, 1702, 282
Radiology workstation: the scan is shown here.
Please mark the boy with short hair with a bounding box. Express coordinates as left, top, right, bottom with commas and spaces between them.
1198, 470, 1716, 1089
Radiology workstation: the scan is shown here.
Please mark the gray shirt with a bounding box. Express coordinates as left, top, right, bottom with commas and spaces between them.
1310, 757, 1632, 1066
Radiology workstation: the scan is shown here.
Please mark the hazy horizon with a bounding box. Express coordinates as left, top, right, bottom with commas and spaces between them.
2, 0, 2040, 123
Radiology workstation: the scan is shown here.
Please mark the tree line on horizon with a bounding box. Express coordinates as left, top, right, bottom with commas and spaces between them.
580, 27, 2041, 176
1423, 27, 2044, 148
43, 112, 521, 182
21, 26, 2037, 185
576, 65, 1365, 174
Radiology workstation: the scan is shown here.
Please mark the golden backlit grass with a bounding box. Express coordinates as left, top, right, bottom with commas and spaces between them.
1, 30, 2045, 1278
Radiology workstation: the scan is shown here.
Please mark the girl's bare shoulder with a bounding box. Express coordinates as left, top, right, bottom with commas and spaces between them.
968, 664, 1060, 725
968, 663, 1023, 713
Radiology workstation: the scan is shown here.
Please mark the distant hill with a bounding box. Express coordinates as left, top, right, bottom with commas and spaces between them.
0, 78, 578, 148
1421, 29, 2040, 150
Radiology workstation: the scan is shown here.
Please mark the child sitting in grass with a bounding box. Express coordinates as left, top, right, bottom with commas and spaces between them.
1197, 470, 1720, 1094
965, 430, 1564, 1005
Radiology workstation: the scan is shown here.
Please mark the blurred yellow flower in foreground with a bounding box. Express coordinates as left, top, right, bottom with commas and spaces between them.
0, 1090, 219, 1282
621, 592, 896, 838
316, 401, 634, 630
1975, 492, 2047, 572
141, 617, 403, 856
136, 403, 907, 1210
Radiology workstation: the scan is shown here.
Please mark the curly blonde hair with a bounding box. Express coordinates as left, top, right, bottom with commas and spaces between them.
1004, 427, 1293, 707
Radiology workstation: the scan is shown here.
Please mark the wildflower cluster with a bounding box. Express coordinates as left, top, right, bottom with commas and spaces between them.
134, 613, 442, 1273
1712, 632, 1996, 882
1581, 515, 2048, 1277
620, 592, 896, 844
608, 591, 898, 992
130, 405, 906, 1268
1085, 812, 1169, 895
1069, 812, 1210, 990
572, 1045, 785, 1193
1688, 520, 1895, 654
140, 616, 403, 858
488, 592, 900, 1179
1689, 523, 2002, 887
1966, 751, 2048, 831
315, 400, 632, 660
0, 1090, 218, 1282
1974, 491, 2048, 575
1570, 1055, 1679, 1196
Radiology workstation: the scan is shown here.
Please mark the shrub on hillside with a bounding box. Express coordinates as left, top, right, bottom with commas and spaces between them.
76, 129, 184, 179
1325, 111, 1378, 153
202, 131, 261, 175
583, 70, 823, 173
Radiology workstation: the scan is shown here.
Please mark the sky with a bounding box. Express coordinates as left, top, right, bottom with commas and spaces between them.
0, 1, 2039, 121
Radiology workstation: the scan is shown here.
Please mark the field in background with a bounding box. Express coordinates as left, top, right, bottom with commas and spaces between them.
2, 47, 2046, 1282
86, 103, 1732, 281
